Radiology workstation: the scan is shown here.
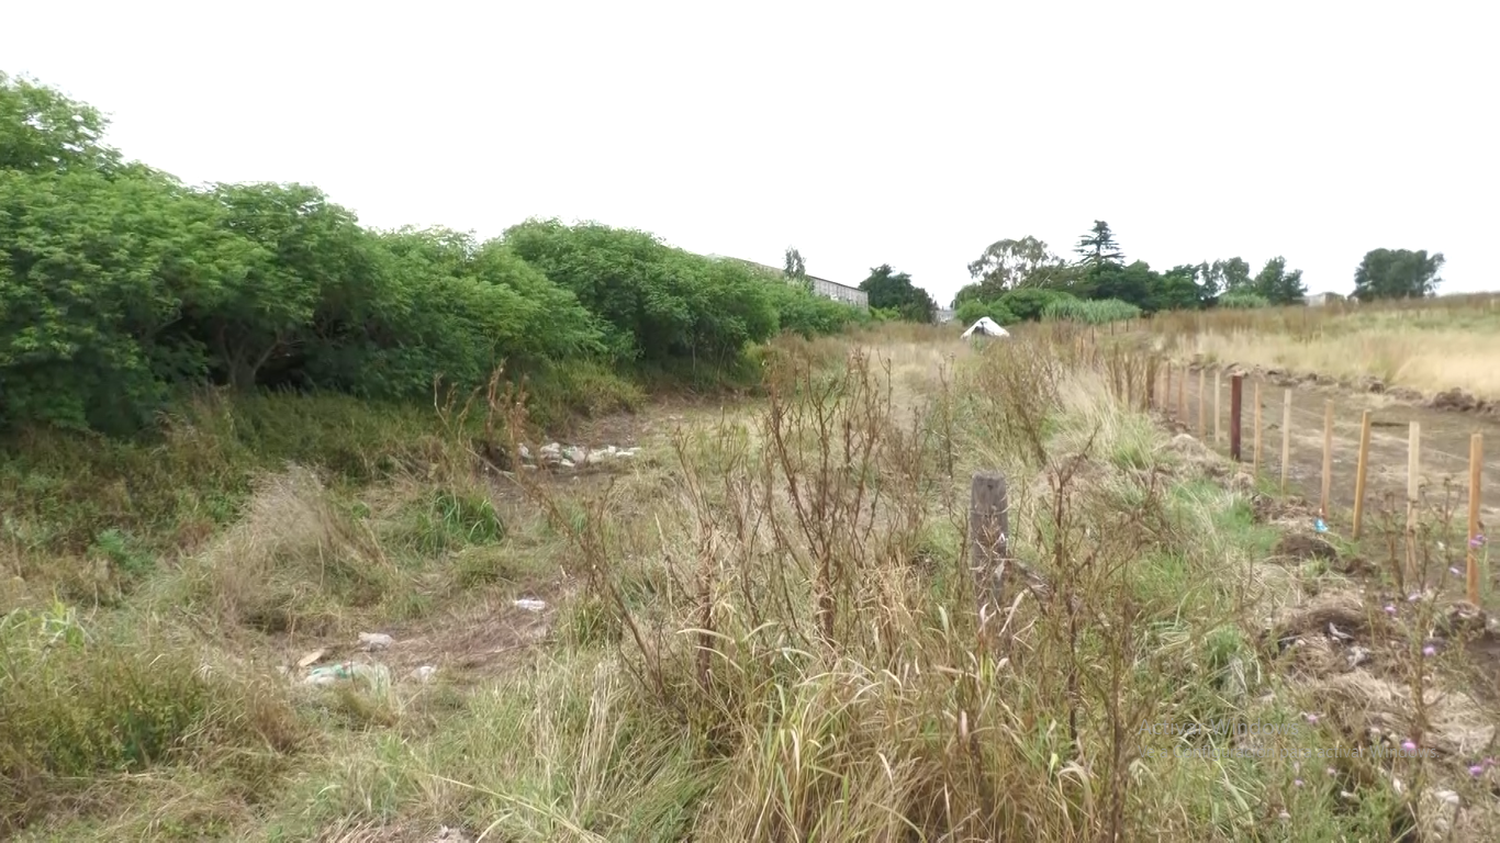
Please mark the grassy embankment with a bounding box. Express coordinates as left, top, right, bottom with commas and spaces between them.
1152, 294, 1500, 400
3, 324, 1498, 841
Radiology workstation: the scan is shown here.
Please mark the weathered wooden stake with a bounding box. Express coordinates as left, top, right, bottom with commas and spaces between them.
1352, 410, 1372, 539
1280, 389, 1292, 495
1320, 400, 1334, 518
1469, 433, 1484, 605
969, 471, 1009, 638
1406, 422, 1422, 589
1229, 374, 1243, 461
1253, 381, 1263, 476
1178, 365, 1186, 420
1213, 370, 1223, 444
1197, 369, 1207, 437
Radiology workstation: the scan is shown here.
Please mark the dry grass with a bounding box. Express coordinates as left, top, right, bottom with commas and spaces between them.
1184, 328, 1500, 398
1151, 295, 1500, 399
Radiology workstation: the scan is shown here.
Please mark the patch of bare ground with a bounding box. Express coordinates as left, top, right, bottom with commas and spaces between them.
279, 586, 565, 688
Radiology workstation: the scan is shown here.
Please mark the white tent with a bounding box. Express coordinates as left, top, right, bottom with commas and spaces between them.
960, 317, 1010, 339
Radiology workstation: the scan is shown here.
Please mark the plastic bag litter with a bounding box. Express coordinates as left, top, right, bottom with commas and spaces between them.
304, 661, 391, 691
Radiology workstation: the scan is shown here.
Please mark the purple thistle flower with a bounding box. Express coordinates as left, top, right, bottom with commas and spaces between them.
1384, 604, 1397, 615
1402, 740, 1418, 752
1471, 534, 1487, 549
1450, 566, 1462, 577
1407, 592, 1421, 602
1304, 713, 1319, 724
1423, 645, 1437, 657
1325, 767, 1337, 776
1294, 779, 1304, 787
1471, 765, 1485, 777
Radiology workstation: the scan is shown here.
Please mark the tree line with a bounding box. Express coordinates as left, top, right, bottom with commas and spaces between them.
0, 73, 866, 434
954, 221, 1446, 326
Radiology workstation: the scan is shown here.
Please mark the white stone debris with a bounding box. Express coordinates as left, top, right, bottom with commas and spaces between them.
358, 631, 394, 651
520, 441, 641, 470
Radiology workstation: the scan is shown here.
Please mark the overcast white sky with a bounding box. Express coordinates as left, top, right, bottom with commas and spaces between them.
5, 1, 1494, 305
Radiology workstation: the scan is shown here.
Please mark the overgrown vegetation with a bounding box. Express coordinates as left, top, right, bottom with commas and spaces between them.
5, 68, 1498, 843
1040, 295, 1142, 324
0, 72, 862, 436
3, 323, 1498, 839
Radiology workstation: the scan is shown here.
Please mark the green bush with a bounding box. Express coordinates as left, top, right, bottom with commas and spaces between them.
997, 288, 1079, 322
0, 75, 860, 436
502, 219, 780, 365
954, 298, 1018, 326
760, 276, 866, 338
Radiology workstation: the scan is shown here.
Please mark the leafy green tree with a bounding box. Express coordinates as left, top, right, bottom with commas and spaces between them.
0, 73, 858, 435
1150, 264, 1209, 311
0, 165, 251, 430
502, 219, 782, 364
307, 227, 604, 399
1074, 221, 1124, 270
174, 182, 376, 390
1215, 257, 1253, 293
783, 247, 806, 280
0, 71, 119, 174
858, 264, 935, 322
503, 219, 694, 361
1352, 248, 1444, 301
1086, 260, 1157, 311
966, 236, 1074, 292
952, 283, 988, 308
1251, 256, 1307, 305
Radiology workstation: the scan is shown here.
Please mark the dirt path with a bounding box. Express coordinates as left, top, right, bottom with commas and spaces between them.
1169, 367, 1499, 533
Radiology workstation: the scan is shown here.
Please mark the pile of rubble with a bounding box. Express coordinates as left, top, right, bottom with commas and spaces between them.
517, 442, 640, 470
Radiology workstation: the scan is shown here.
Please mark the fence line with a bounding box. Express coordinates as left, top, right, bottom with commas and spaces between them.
1093, 347, 1492, 604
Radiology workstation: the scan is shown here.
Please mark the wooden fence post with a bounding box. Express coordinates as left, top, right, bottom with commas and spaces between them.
1469, 433, 1484, 605
1253, 381, 1263, 476
1320, 400, 1334, 518
1280, 389, 1292, 495
970, 472, 1009, 639
1230, 374, 1243, 461
1178, 365, 1186, 420
1406, 422, 1422, 589
1352, 410, 1372, 539
1214, 370, 1223, 444
1198, 369, 1207, 437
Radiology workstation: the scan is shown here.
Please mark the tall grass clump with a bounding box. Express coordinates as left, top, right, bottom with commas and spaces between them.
0, 602, 304, 834
460, 332, 1410, 839
1041, 297, 1142, 324
1218, 291, 1271, 309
